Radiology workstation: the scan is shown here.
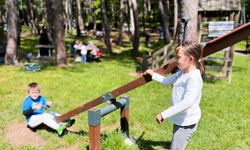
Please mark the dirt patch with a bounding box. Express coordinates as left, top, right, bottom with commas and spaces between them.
5, 122, 47, 147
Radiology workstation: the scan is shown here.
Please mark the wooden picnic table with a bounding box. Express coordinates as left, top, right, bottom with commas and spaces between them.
35, 44, 54, 57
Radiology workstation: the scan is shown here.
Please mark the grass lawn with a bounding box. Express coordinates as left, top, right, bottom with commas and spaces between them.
0, 34, 250, 149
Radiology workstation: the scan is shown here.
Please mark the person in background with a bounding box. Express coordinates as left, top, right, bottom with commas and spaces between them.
87, 42, 98, 62
79, 41, 88, 63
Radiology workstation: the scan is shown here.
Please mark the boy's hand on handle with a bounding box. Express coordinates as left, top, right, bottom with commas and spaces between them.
46, 101, 53, 107
144, 69, 154, 76
156, 114, 164, 124
32, 104, 42, 110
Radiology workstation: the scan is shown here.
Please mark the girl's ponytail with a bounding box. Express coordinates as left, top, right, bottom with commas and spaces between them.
198, 48, 205, 74
178, 41, 205, 74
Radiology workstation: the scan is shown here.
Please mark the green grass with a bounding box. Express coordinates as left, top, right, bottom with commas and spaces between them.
235, 39, 250, 50
0, 34, 250, 149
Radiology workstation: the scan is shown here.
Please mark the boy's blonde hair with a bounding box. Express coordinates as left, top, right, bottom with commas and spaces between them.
28, 82, 40, 92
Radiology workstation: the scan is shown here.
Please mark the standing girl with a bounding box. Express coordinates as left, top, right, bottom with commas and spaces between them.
145, 40, 204, 150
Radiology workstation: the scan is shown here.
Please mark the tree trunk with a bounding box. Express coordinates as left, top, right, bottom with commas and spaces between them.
24, 0, 30, 31
65, 0, 73, 34
64, 0, 68, 33
101, 0, 112, 54
147, 0, 151, 12
76, 0, 84, 34
142, 0, 146, 34
5, 0, 19, 65
118, 0, 126, 45
129, 0, 140, 55
111, 3, 115, 26
178, 0, 199, 42
128, 0, 134, 36
45, 0, 54, 42
32, 4, 40, 34
25, 0, 36, 34
52, 0, 67, 65
126, 0, 131, 34
173, 0, 178, 37
89, 0, 96, 31
158, 0, 170, 44
0, 11, 3, 23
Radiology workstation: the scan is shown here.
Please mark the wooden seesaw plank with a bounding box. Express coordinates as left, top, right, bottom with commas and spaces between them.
56, 22, 250, 122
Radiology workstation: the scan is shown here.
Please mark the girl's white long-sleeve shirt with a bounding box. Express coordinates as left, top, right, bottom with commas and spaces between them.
152, 69, 203, 126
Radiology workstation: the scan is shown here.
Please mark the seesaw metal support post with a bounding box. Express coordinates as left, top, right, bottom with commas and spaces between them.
88, 97, 130, 150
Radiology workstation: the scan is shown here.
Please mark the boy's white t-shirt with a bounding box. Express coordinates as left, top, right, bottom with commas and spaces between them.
152, 69, 203, 126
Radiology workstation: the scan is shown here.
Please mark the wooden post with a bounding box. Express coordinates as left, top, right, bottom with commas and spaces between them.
88, 109, 101, 150
223, 12, 237, 81
120, 97, 130, 136
227, 11, 240, 82
89, 125, 100, 150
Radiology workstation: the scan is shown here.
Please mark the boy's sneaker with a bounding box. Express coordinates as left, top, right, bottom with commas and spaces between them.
65, 119, 75, 128
57, 124, 66, 136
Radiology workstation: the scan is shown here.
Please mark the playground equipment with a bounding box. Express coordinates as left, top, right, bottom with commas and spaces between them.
55, 22, 250, 124
198, 0, 241, 81
201, 21, 236, 81
88, 97, 130, 150
25, 63, 41, 72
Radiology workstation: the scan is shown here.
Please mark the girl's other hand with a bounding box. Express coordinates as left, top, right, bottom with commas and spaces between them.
144, 69, 154, 76
156, 114, 164, 124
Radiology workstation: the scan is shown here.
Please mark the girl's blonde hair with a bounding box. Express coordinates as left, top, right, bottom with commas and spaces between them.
176, 40, 205, 73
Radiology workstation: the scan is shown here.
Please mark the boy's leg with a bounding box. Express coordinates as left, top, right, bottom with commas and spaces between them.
47, 111, 75, 128
48, 111, 60, 117
28, 114, 43, 128
170, 124, 198, 150
28, 113, 61, 130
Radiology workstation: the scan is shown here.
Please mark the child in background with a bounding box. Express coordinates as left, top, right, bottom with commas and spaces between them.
79, 41, 88, 63
74, 40, 87, 63
22, 82, 75, 136
145, 41, 204, 150
73, 40, 81, 62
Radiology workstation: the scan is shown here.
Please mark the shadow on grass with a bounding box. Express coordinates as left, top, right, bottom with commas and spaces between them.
232, 65, 244, 72
64, 129, 87, 136
203, 75, 222, 84
235, 50, 250, 55
135, 132, 171, 150
102, 51, 139, 65
137, 139, 171, 150
28, 124, 87, 137
202, 61, 244, 84
88, 129, 171, 150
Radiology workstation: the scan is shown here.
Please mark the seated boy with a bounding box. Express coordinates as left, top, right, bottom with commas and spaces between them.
22, 82, 75, 136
